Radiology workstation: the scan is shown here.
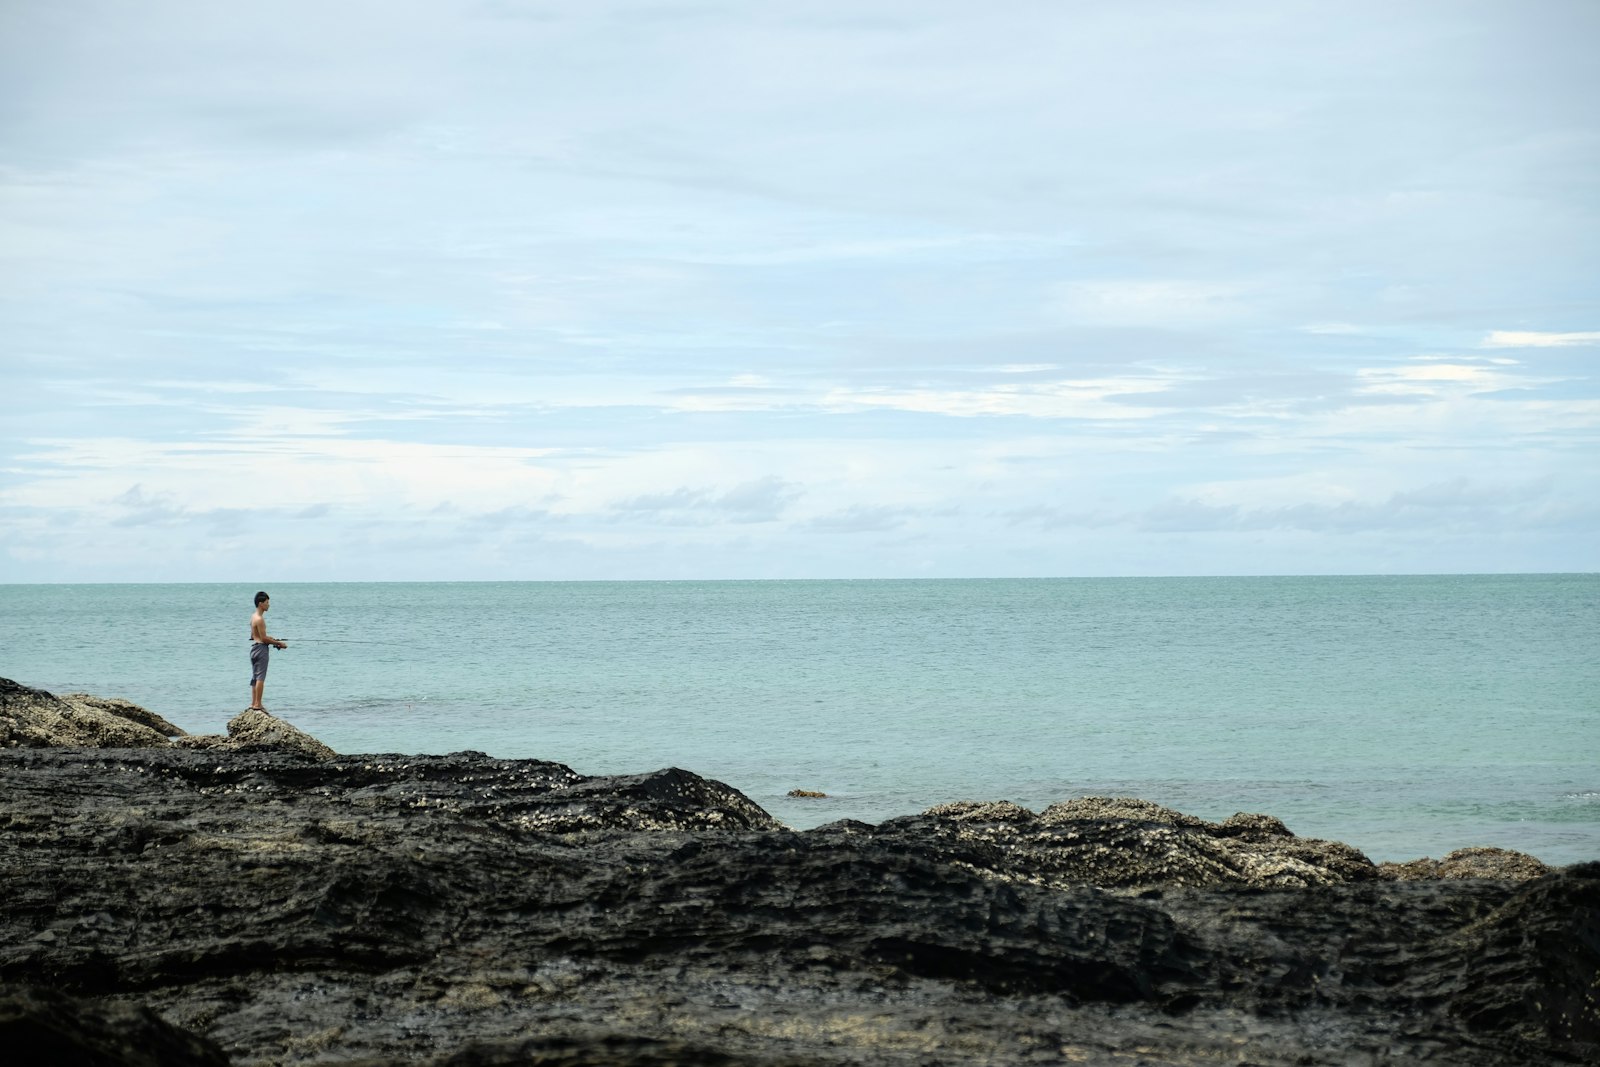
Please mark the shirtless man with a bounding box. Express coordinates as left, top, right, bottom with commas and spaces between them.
249, 591, 287, 712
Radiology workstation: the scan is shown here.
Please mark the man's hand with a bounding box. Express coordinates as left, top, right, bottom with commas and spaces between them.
275, 640, 288, 649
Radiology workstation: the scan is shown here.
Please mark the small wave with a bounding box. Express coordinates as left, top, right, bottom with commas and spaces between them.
1558, 791, 1600, 803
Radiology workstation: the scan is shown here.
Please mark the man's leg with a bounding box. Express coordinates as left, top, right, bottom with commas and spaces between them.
249, 644, 268, 710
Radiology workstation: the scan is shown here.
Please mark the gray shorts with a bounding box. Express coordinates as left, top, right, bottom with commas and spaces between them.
250, 642, 269, 683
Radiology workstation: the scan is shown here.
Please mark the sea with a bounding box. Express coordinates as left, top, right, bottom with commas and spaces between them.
2, 575, 1596, 867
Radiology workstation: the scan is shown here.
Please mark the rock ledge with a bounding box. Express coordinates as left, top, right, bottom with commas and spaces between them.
0, 678, 1591, 1066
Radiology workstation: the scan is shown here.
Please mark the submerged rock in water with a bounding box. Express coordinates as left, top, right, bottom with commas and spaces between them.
0, 680, 1593, 1066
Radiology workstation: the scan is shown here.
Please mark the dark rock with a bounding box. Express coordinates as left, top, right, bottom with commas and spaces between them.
0, 682, 1594, 1066
913, 794, 1379, 889
921, 799, 1032, 822
0, 678, 174, 749
0, 677, 335, 760
415, 1032, 825, 1067
223, 708, 337, 761
170, 733, 234, 751
1448, 862, 1600, 1058
0, 984, 228, 1067
1381, 846, 1552, 881
1216, 811, 1294, 840
532, 765, 777, 832
56, 693, 187, 738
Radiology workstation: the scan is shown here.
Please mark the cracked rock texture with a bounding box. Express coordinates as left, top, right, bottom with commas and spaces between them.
1, 680, 1595, 1066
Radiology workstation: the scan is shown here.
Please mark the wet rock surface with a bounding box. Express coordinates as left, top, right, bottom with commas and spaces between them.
1, 683, 1594, 1065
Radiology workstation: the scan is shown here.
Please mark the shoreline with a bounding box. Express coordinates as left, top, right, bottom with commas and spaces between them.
0, 676, 1568, 878
3, 677, 1597, 1064
7, 573, 1593, 871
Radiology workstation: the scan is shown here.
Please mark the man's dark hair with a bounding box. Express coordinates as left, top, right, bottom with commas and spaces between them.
254, 591, 270, 607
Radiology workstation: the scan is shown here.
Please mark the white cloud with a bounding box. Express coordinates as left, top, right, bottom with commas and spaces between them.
3, 1, 1598, 579
820, 376, 1173, 420
4, 435, 566, 516
1481, 330, 1600, 348
1355, 362, 1520, 397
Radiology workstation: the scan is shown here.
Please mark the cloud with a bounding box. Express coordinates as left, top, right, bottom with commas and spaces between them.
3, 1, 1598, 580
610, 476, 800, 524
107, 484, 255, 534
803, 505, 913, 534
466, 505, 556, 530
715, 476, 804, 521
1002, 504, 1121, 530
1050, 280, 1254, 328
821, 376, 1173, 420
1481, 331, 1600, 348
996, 474, 1583, 539
109, 484, 186, 527
1139, 476, 1563, 534
1355, 361, 1526, 397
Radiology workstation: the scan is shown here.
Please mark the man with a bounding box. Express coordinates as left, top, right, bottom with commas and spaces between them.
249, 591, 288, 712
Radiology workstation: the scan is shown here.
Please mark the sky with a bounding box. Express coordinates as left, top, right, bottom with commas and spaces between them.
2, 0, 1597, 582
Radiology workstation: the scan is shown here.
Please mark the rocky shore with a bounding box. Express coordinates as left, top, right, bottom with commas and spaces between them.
1, 677, 1595, 1065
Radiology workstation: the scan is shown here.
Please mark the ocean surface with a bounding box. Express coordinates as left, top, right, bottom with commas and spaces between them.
2, 575, 1596, 866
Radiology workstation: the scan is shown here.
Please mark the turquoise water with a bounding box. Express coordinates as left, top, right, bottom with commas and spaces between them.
2, 575, 1596, 866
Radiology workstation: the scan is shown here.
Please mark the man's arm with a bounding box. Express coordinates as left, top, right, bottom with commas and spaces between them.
251, 612, 285, 648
